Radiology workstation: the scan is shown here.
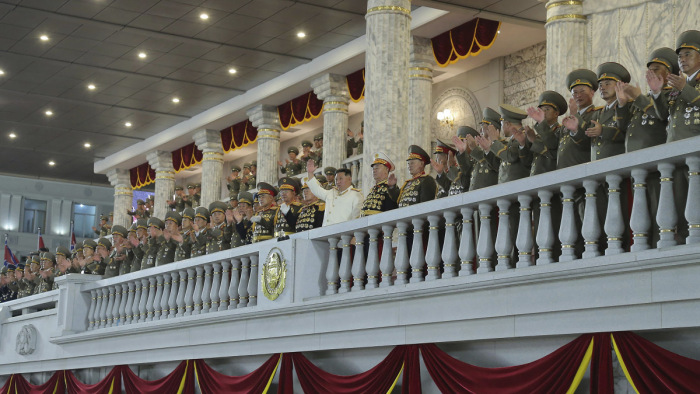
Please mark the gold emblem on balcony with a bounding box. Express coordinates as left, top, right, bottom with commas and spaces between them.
262, 248, 287, 301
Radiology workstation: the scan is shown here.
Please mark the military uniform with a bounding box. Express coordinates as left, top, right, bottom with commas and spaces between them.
191, 207, 210, 257
251, 183, 277, 242
322, 167, 337, 190
175, 208, 195, 261
296, 200, 325, 231
313, 134, 323, 166
469, 108, 501, 190
274, 177, 303, 237
525, 91, 568, 176
444, 127, 478, 196
280, 147, 303, 176
361, 152, 399, 215
490, 104, 532, 183
433, 140, 456, 197
306, 176, 363, 226
207, 202, 231, 253
127, 200, 149, 219
398, 145, 438, 207
94, 215, 111, 237
169, 186, 186, 213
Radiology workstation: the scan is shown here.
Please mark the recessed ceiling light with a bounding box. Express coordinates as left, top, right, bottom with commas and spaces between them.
228, 68, 237, 74
138, 52, 147, 59
9, 132, 16, 139
45, 110, 53, 116
172, 97, 180, 103
48, 161, 55, 166
200, 13, 209, 20
84, 142, 91, 148
87, 84, 96, 90
0, 69, 5, 75
497, 30, 501, 34
297, 32, 306, 38
40, 35, 49, 41
125, 122, 132, 127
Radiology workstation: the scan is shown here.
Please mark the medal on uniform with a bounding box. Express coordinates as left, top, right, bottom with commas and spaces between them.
685, 112, 691, 119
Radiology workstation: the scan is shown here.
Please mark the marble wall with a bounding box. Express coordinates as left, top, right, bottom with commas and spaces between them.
503, 41, 547, 111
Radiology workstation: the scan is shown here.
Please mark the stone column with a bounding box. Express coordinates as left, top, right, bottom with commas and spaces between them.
364, 0, 411, 188
107, 168, 133, 229
545, 0, 587, 99
408, 36, 435, 153
193, 129, 224, 207
147, 150, 174, 219
247, 104, 281, 186
311, 74, 349, 171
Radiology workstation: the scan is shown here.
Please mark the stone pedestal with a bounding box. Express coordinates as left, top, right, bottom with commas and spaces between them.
247, 105, 281, 186
193, 129, 224, 207
107, 168, 133, 229
147, 150, 175, 219
311, 73, 350, 171
364, 0, 411, 188
408, 36, 435, 154
545, 0, 587, 99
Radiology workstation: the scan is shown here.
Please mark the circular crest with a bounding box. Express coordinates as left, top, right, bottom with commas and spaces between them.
261, 247, 287, 301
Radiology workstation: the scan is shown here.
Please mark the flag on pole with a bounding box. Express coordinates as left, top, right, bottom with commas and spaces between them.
37, 227, 47, 252
70, 221, 76, 252
4, 234, 19, 268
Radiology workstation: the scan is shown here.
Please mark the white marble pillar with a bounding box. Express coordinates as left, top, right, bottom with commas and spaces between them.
247, 104, 281, 186
545, 0, 587, 98
364, 0, 411, 189
147, 150, 175, 219
107, 168, 133, 229
312, 74, 349, 171
408, 36, 435, 155
193, 129, 224, 207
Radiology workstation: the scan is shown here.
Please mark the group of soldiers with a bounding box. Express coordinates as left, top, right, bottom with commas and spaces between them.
277, 133, 324, 178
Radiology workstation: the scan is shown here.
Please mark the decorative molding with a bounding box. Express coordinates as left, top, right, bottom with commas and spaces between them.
16, 324, 37, 355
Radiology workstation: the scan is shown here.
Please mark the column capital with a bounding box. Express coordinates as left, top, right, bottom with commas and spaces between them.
246, 104, 280, 131
545, 0, 586, 25
193, 129, 224, 154
311, 73, 349, 102
146, 150, 174, 173
410, 36, 435, 69
107, 168, 131, 187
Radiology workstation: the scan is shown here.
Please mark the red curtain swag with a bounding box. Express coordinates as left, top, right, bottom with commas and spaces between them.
194, 354, 280, 394
129, 163, 156, 189
122, 361, 194, 394
346, 68, 365, 103
277, 92, 323, 131
431, 18, 501, 67
172, 143, 203, 173
220, 120, 258, 154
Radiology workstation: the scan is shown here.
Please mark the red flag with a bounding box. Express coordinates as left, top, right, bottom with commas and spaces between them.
4, 234, 19, 267
70, 221, 76, 252
38, 227, 46, 251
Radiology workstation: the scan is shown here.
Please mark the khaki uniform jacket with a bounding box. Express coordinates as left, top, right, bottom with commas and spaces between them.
590, 103, 629, 161
527, 122, 559, 176
653, 73, 700, 142
469, 148, 498, 191
398, 173, 438, 208
624, 89, 671, 152
540, 105, 595, 169
489, 138, 531, 183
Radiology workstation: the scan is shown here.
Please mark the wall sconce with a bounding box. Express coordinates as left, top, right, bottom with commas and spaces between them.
437, 109, 454, 128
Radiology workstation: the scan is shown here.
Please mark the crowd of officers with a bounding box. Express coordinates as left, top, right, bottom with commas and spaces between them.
2, 30, 699, 299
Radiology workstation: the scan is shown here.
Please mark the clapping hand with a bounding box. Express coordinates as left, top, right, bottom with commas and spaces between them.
585, 120, 602, 137
527, 106, 545, 123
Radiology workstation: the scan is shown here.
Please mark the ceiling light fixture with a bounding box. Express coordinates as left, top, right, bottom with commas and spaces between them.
138, 52, 147, 59
48, 161, 55, 166
125, 122, 132, 127
228, 68, 237, 74
297, 32, 306, 38
200, 13, 209, 20
9, 132, 16, 139
40, 35, 49, 41
0, 69, 5, 75
84, 142, 91, 148
497, 30, 501, 34
172, 97, 180, 103
45, 110, 53, 116
88, 84, 96, 90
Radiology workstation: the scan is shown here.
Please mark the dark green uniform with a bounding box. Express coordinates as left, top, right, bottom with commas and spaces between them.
252, 208, 276, 242
280, 160, 303, 176
295, 201, 325, 231
654, 78, 700, 141
175, 230, 193, 261
155, 236, 177, 266
207, 222, 231, 254
490, 138, 531, 183
527, 124, 559, 175
274, 202, 302, 236
103, 250, 124, 278
398, 174, 437, 207
468, 148, 499, 190
361, 181, 399, 216
590, 103, 628, 160
140, 237, 159, 270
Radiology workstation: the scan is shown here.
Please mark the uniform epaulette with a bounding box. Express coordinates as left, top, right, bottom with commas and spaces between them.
663, 86, 673, 90
593, 106, 604, 111
351, 188, 362, 193
316, 201, 326, 210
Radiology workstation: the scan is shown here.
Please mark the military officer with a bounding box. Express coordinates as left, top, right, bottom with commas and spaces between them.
468, 108, 501, 190
232, 192, 256, 245
313, 133, 323, 166
93, 214, 111, 237
295, 181, 325, 231
86, 238, 109, 275
361, 152, 399, 216
191, 207, 210, 257
167, 186, 186, 213
448, 126, 479, 195
525, 90, 568, 175
36, 252, 56, 293
193, 184, 202, 207
486, 104, 531, 183
300, 140, 316, 163
274, 177, 303, 237
126, 219, 148, 273
557, 69, 598, 168
80, 239, 97, 274
398, 145, 438, 207
226, 166, 242, 198
52, 246, 72, 289
240, 163, 252, 192
2, 265, 18, 302
104, 225, 129, 278
183, 184, 197, 209
15, 261, 31, 298
305, 160, 363, 225
70, 245, 83, 273
207, 201, 231, 253
127, 199, 149, 219
323, 167, 337, 189
155, 214, 177, 266
172, 208, 194, 261
433, 140, 458, 197
247, 162, 258, 191
587, 62, 632, 161
250, 183, 278, 242
279, 146, 303, 176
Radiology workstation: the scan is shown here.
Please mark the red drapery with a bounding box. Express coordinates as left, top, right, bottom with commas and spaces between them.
1, 371, 64, 394
590, 333, 614, 394
122, 360, 194, 394
612, 331, 700, 393
431, 18, 501, 67
277, 91, 323, 131
129, 162, 156, 189
220, 120, 258, 153
194, 355, 280, 394
64, 367, 123, 394
171, 142, 203, 173
346, 68, 365, 102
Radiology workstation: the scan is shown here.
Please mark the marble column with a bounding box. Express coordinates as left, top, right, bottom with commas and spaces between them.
364, 0, 411, 188
193, 129, 224, 208
408, 36, 434, 154
247, 104, 281, 186
545, 0, 587, 99
107, 168, 133, 229
147, 150, 175, 219
312, 74, 350, 172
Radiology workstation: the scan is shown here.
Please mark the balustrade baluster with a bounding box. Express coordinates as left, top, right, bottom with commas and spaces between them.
193, 266, 204, 314
409, 218, 426, 283
160, 274, 170, 320
168, 272, 179, 319
176, 270, 187, 317
184, 268, 196, 315
145, 277, 156, 321
441, 211, 458, 278
107, 286, 118, 327
227, 259, 240, 309
459, 207, 475, 276
238, 257, 250, 308
126, 281, 137, 324
248, 255, 259, 306
87, 290, 97, 330
118, 283, 128, 325
582, 180, 601, 258
425, 215, 442, 280
494, 200, 512, 271
657, 163, 677, 248
99, 288, 109, 329
685, 157, 700, 244
338, 234, 353, 293
326, 238, 340, 294
559, 186, 577, 262
537, 190, 555, 264
476, 203, 494, 273
202, 264, 213, 313
112, 285, 122, 327
219, 260, 231, 310
138, 279, 149, 323
92, 289, 102, 329
351, 231, 366, 291
379, 224, 395, 287
153, 276, 164, 320
516, 195, 534, 268
604, 174, 625, 255
366, 228, 381, 288
395, 221, 411, 284
630, 169, 651, 252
